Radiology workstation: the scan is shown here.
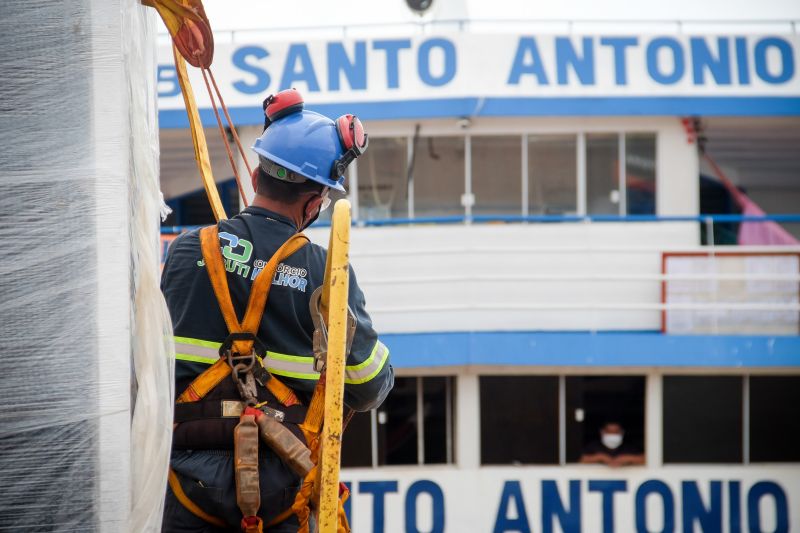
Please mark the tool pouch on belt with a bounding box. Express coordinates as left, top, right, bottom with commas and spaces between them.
234, 414, 261, 518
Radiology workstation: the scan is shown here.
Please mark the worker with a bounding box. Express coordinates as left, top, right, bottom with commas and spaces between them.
579, 421, 645, 467
160, 89, 394, 532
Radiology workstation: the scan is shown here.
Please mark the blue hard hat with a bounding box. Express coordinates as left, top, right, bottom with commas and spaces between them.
252, 110, 347, 193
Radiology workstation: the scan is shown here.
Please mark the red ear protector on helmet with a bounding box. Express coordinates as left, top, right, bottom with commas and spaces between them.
331, 114, 369, 179
262, 89, 304, 131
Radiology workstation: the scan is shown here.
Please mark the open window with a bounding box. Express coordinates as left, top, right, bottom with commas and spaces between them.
480, 376, 559, 465
341, 376, 456, 468
565, 376, 646, 464
663, 375, 743, 463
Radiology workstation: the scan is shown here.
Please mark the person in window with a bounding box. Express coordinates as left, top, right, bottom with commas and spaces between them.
579, 421, 645, 467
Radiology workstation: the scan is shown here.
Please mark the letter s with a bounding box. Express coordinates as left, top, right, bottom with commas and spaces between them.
232, 46, 271, 94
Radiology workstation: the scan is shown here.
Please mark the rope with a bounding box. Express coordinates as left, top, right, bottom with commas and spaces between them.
200, 67, 249, 208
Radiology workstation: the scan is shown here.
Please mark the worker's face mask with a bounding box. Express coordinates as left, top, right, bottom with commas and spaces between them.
601, 432, 624, 450
320, 189, 331, 212
300, 188, 332, 231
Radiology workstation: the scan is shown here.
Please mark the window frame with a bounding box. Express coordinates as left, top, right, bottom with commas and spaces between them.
342, 375, 456, 468
352, 130, 658, 222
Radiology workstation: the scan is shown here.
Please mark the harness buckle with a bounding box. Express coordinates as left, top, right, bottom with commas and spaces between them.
218, 332, 267, 360
230, 366, 259, 406
220, 333, 267, 407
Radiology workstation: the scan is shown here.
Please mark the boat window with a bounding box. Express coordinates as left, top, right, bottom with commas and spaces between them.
341, 375, 456, 467
472, 135, 522, 216
377, 376, 419, 465
565, 376, 646, 465
340, 410, 372, 468
528, 135, 578, 215
586, 133, 620, 215
422, 376, 452, 464
625, 133, 657, 215
355, 137, 409, 220
480, 375, 559, 465
663, 375, 743, 463
412, 136, 466, 218
749, 375, 800, 462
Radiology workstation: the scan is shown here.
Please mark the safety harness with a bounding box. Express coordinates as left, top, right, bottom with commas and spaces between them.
168, 225, 351, 532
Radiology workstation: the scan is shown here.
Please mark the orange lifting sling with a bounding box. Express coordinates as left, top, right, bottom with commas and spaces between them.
169, 225, 350, 533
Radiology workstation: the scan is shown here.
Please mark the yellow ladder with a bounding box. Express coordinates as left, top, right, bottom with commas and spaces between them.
317, 199, 351, 533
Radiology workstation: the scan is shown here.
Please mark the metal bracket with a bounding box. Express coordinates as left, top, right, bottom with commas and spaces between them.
309, 286, 357, 373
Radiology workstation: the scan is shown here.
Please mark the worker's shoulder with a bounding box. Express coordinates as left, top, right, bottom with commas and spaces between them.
299, 240, 327, 265
167, 226, 202, 253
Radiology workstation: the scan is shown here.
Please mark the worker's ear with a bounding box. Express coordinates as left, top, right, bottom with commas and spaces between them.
251, 167, 260, 194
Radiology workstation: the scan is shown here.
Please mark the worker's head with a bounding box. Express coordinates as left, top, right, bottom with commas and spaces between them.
251, 89, 368, 228
600, 422, 624, 449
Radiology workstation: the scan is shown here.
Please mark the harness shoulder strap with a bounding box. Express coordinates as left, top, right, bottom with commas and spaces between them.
178, 226, 310, 407
199, 225, 309, 354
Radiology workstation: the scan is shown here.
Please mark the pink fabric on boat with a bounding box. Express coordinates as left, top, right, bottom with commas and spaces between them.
703, 153, 799, 246
737, 194, 799, 246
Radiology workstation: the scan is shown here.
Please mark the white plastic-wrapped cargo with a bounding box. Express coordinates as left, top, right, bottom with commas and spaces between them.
0, 1, 173, 531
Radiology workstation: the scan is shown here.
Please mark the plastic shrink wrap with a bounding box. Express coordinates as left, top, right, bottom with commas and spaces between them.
0, 1, 174, 531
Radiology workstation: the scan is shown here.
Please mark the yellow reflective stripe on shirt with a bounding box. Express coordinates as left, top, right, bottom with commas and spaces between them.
263, 350, 318, 380
345, 340, 390, 385
172, 337, 389, 384
174, 336, 220, 364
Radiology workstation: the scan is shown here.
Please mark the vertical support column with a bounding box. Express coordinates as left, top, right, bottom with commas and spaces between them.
618, 132, 627, 216
521, 134, 529, 217
464, 135, 472, 222
657, 121, 699, 217
559, 375, 566, 466
407, 135, 415, 219
417, 377, 425, 465
456, 374, 481, 469
370, 409, 378, 468
445, 376, 453, 464
743, 375, 750, 465
577, 132, 587, 216
646, 372, 662, 468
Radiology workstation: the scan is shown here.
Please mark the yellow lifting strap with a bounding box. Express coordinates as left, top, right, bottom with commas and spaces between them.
173, 48, 228, 222
145, 0, 229, 222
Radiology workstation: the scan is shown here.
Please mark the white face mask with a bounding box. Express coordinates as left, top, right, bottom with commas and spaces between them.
601, 433, 624, 450
320, 190, 331, 212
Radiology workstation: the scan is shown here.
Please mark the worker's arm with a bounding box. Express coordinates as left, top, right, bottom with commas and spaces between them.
610, 453, 645, 466
341, 266, 394, 412
579, 452, 614, 465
